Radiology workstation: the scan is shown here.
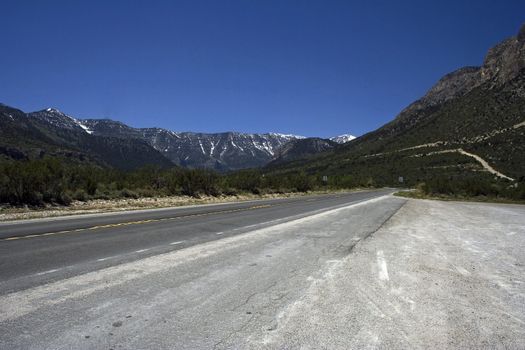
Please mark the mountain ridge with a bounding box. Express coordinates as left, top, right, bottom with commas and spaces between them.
1, 104, 355, 171
80, 118, 307, 171
0, 105, 174, 170
267, 24, 525, 186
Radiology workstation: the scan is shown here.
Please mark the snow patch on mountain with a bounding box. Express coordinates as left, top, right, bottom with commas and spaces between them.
75, 120, 93, 134
30, 108, 93, 134
267, 132, 305, 140
330, 134, 356, 144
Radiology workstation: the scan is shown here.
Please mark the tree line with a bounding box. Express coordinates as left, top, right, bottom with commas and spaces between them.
1, 157, 523, 207
0, 157, 377, 206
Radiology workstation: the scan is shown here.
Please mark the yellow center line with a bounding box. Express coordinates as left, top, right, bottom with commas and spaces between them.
1, 203, 278, 242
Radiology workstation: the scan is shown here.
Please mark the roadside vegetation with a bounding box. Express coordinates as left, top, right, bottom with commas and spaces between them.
395, 177, 525, 204
0, 157, 376, 208
2, 157, 523, 209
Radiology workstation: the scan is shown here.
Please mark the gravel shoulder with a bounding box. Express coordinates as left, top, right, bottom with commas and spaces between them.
261, 199, 525, 349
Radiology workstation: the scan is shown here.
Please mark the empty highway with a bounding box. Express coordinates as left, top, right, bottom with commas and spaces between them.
0, 189, 392, 294
2, 191, 524, 349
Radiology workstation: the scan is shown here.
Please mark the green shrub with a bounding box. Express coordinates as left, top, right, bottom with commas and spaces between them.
72, 189, 88, 201
120, 188, 139, 199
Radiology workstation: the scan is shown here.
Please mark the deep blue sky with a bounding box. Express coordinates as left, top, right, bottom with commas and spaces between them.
2, 1, 524, 137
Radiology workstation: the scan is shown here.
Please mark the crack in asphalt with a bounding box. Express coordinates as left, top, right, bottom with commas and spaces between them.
231, 280, 279, 312
212, 312, 255, 350
345, 200, 407, 255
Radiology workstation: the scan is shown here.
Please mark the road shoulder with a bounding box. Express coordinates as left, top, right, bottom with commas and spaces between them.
257, 199, 525, 349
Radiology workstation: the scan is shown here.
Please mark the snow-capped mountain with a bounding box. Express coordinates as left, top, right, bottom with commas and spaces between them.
330, 134, 356, 144
28, 108, 93, 134
82, 119, 305, 171
1, 106, 174, 170
17, 106, 353, 171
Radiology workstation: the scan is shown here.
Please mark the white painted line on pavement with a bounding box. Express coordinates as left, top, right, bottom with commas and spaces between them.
97, 257, 115, 262
135, 249, 150, 253
216, 232, 224, 235
35, 268, 60, 276
170, 241, 185, 245
377, 250, 390, 281
229, 219, 282, 233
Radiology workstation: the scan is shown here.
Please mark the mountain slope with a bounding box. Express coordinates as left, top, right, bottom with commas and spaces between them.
1, 104, 324, 171
269, 138, 337, 166
267, 24, 525, 185
0, 105, 174, 170
82, 119, 305, 171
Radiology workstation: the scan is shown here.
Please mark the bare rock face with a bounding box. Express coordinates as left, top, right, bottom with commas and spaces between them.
396, 66, 481, 123
395, 23, 525, 124
517, 23, 525, 42
423, 66, 481, 105
481, 28, 525, 85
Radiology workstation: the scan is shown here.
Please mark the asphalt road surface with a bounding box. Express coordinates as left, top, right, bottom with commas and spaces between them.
0, 189, 393, 294
0, 190, 404, 350
3, 191, 522, 349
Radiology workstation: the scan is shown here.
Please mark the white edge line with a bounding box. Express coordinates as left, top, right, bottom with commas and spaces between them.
216, 197, 388, 236
96, 257, 115, 262
35, 268, 60, 276
170, 241, 185, 245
